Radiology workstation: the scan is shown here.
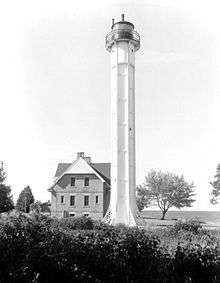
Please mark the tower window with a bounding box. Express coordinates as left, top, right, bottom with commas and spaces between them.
84, 195, 89, 206
71, 177, 75, 186
61, 195, 64, 203
70, 195, 75, 206
84, 177, 89, 186
95, 195, 99, 204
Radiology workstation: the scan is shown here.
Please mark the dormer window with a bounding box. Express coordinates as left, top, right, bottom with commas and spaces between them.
84, 177, 89, 187
61, 195, 64, 203
95, 195, 99, 204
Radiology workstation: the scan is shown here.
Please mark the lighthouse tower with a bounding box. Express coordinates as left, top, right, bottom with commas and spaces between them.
104, 15, 144, 226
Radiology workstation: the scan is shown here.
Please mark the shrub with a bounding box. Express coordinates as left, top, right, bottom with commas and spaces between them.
57, 215, 94, 230
0, 212, 219, 282
173, 243, 220, 283
92, 219, 111, 230
0, 213, 166, 282
75, 226, 164, 282
172, 218, 202, 234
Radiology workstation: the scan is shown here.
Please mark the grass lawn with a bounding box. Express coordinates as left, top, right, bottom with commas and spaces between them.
142, 210, 220, 230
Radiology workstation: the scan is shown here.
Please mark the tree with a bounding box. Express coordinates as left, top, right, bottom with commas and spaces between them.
137, 170, 195, 220
30, 201, 42, 214
0, 161, 14, 213
136, 185, 151, 211
210, 164, 220, 205
16, 186, 34, 213
0, 161, 6, 183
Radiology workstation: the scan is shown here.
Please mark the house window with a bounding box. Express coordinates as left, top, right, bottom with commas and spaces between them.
95, 195, 99, 204
84, 177, 89, 186
84, 195, 89, 206
70, 195, 75, 206
71, 177, 75, 186
61, 195, 64, 203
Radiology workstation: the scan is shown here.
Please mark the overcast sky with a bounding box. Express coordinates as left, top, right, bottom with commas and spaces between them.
0, 0, 220, 210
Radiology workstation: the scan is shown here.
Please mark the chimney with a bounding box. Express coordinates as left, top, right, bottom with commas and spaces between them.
84, 156, 91, 163
77, 152, 84, 158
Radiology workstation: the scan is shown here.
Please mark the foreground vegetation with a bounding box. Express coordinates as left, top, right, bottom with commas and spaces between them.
0, 213, 220, 282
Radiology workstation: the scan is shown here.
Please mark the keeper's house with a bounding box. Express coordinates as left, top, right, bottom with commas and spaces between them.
48, 152, 110, 220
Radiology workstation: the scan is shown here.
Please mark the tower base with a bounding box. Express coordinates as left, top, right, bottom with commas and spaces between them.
103, 207, 145, 227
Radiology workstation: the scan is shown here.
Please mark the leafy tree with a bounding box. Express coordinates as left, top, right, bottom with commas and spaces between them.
16, 186, 34, 213
136, 185, 150, 211
29, 200, 51, 214
30, 201, 41, 214
210, 164, 220, 204
137, 170, 195, 220
0, 161, 14, 213
0, 162, 6, 183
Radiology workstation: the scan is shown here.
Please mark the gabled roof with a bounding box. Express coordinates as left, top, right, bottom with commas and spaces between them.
54, 161, 110, 182
55, 163, 71, 178
51, 158, 111, 190
90, 163, 110, 184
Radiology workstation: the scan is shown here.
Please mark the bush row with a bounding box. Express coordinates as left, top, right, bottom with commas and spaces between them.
0, 212, 220, 282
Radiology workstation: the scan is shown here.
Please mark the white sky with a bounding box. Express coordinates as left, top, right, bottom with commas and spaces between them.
0, 0, 220, 210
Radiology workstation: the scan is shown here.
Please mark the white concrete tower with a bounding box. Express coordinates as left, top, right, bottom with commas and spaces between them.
104, 15, 144, 226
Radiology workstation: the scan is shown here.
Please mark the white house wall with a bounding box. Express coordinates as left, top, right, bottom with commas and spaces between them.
51, 174, 104, 219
